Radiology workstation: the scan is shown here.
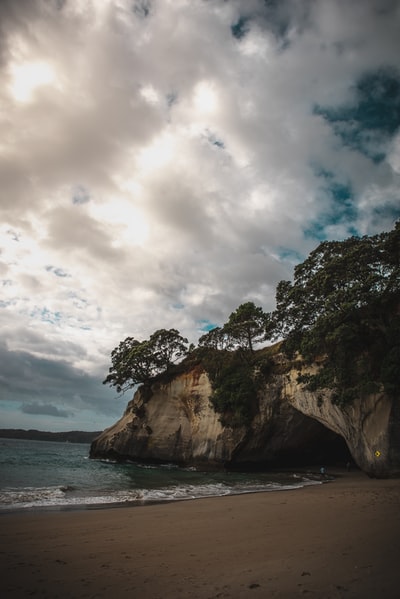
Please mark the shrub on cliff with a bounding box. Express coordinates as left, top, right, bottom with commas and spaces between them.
195, 345, 274, 427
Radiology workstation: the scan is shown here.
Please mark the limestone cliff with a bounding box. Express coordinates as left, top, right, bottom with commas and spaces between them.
284, 360, 400, 477
90, 358, 400, 477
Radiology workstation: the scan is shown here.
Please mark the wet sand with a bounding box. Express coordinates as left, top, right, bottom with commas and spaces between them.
1, 470, 400, 598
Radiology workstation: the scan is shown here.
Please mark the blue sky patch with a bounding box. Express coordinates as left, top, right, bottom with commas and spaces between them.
276, 247, 304, 264
198, 319, 218, 332
72, 185, 90, 205
314, 67, 400, 162
231, 16, 251, 40
172, 302, 184, 310
304, 218, 359, 242
231, 2, 294, 48
329, 182, 357, 224
206, 130, 225, 149
46, 265, 69, 278
304, 168, 359, 241
263, 0, 291, 41
303, 221, 327, 242
30, 307, 63, 325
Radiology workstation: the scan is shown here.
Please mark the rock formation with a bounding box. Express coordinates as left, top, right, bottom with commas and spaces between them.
90, 357, 400, 478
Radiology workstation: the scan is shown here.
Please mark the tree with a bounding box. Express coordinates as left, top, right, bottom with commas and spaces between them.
103, 337, 155, 393
225, 302, 271, 352
149, 328, 189, 371
274, 224, 400, 348
103, 329, 189, 394
273, 222, 400, 404
198, 326, 231, 351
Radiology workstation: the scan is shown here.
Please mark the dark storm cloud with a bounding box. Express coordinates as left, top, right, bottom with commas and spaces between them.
22, 402, 71, 418
0, 341, 118, 417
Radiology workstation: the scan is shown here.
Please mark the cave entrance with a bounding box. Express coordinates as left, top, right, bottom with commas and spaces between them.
231, 409, 354, 470
271, 424, 353, 468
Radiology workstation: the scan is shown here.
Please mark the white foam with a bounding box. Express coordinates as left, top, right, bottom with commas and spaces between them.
0, 478, 323, 511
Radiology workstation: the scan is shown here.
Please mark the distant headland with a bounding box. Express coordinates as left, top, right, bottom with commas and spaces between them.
0, 429, 102, 444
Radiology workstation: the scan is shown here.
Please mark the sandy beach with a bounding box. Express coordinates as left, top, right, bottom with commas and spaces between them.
1, 470, 400, 599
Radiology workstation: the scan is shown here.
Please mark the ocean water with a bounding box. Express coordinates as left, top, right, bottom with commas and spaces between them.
0, 438, 323, 512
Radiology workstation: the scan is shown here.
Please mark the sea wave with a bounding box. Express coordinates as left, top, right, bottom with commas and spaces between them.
0, 478, 322, 512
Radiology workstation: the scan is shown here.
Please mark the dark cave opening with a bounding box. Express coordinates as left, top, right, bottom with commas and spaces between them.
231, 409, 354, 470
271, 427, 353, 468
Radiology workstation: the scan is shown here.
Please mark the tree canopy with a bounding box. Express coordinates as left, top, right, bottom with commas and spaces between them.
225, 302, 272, 352
103, 329, 188, 394
274, 223, 399, 341
199, 302, 271, 353
273, 221, 400, 404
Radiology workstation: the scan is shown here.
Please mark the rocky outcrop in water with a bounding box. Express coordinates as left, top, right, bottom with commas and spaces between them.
90, 357, 400, 478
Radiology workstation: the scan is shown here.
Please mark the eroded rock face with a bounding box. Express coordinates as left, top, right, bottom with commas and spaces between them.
90, 366, 243, 468
284, 361, 399, 477
90, 358, 400, 477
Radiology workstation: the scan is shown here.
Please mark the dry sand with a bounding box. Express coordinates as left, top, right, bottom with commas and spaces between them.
1, 470, 400, 598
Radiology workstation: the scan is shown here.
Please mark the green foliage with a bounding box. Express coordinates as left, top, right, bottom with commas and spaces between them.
194, 346, 231, 382
275, 221, 400, 405
225, 302, 272, 353
199, 302, 271, 355
205, 352, 257, 427
103, 329, 188, 394
197, 303, 272, 426
198, 326, 230, 351
103, 337, 153, 394
195, 345, 276, 427
211, 366, 255, 427
148, 328, 189, 372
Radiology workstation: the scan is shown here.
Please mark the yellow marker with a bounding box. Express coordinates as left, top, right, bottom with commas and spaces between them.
375, 450, 381, 457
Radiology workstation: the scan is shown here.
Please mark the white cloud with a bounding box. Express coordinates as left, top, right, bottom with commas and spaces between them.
8, 60, 57, 103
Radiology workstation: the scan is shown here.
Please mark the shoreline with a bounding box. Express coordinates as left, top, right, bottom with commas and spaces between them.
0, 468, 333, 516
2, 471, 400, 598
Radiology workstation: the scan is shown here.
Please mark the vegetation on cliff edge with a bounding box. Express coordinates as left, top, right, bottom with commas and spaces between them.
103, 222, 399, 422
273, 222, 400, 406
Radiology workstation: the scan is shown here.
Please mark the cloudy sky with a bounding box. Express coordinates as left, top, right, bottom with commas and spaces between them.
1, 0, 400, 432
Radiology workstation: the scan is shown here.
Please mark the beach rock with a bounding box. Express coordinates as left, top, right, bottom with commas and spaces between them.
90, 357, 400, 477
